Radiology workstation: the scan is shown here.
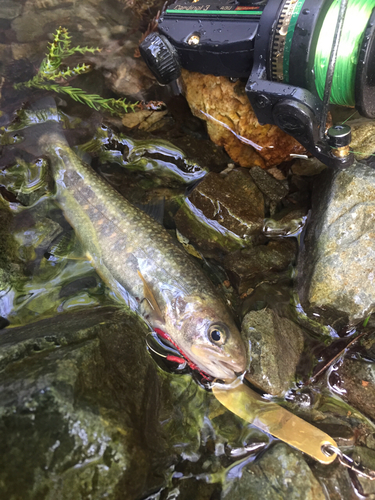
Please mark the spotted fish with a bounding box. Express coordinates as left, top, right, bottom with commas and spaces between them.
35, 111, 247, 380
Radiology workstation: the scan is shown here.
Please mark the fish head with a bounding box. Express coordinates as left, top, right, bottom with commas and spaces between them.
164, 294, 247, 381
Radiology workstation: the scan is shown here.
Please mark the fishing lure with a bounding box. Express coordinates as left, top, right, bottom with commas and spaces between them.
150, 333, 375, 478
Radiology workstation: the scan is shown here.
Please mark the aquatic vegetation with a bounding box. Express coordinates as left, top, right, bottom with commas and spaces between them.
14, 27, 138, 115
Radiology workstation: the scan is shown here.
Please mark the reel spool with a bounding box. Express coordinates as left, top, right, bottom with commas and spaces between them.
139, 0, 375, 168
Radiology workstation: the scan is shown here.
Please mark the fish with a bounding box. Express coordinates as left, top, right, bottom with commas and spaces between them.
26, 102, 247, 380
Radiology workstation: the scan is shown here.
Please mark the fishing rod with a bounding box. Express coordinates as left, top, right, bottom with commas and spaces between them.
139, 0, 375, 168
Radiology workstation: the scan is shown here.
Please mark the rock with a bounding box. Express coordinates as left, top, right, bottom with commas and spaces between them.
291, 156, 327, 177
267, 167, 287, 181
349, 118, 375, 161
349, 447, 375, 496
122, 109, 169, 131
263, 207, 309, 238
11, 1, 133, 50
298, 163, 375, 324
180, 69, 306, 168
222, 443, 325, 500
174, 169, 264, 258
0, 307, 170, 500
0, 0, 22, 19
118, 0, 166, 18
242, 309, 304, 396
10, 41, 47, 63
0, 199, 25, 294
223, 239, 297, 294
167, 134, 232, 175
335, 357, 375, 420
249, 166, 289, 203
104, 53, 157, 101
310, 459, 354, 500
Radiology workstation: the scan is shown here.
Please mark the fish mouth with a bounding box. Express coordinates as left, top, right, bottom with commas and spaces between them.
190, 345, 246, 380
213, 359, 245, 380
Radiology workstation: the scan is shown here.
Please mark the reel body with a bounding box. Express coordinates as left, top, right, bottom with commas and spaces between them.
139, 0, 375, 168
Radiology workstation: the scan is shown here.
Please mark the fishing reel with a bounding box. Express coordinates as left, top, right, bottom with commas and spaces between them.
139, 0, 375, 168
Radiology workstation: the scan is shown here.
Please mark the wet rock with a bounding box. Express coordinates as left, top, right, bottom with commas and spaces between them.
122, 109, 169, 131
0, 199, 24, 294
0, 307, 171, 500
103, 52, 157, 102
335, 358, 375, 420
267, 167, 287, 181
242, 309, 304, 395
311, 459, 354, 500
119, 0, 166, 18
180, 69, 306, 168
298, 163, 375, 323
249, 166, 289, 203
14, 217, 63, 260
222, 443, 325, 500
349, 118, 375, 161
263, 207, 309, 238
223, 239, 297, 294
10, 0, 134, 59
174, 169, 264, 258
291, 156, 327, 177
349, 447, 375, 496
0, 1, 22, 19
168, 135, 232, 175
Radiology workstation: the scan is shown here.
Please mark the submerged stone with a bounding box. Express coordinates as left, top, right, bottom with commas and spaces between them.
249, 166, 289, 203
310, 458, 354, 500
0, 201, 19, 290
222, 443, 325, 500
349, 447, 375, 496
335, 357, 375, 421
291, 156, 327, 177
174, 169, 264, 258
0, 307, 170, 500
242, 309, 304, 396
298, 163, 375, 324
223, 239, 297, 294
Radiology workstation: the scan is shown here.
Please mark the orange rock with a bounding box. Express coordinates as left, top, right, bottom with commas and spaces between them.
180, 69, 306, 168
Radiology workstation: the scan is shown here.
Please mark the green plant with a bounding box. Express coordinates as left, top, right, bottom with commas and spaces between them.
363, 315, 371, 327
14, 27, 138, 115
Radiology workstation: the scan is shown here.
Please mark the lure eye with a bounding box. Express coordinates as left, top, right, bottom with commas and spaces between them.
208, 324, 227, 346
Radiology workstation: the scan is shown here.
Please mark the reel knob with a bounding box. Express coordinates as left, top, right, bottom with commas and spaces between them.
139, 33, 181, 85
327, 124, 352, 159
327, 124, 351, 148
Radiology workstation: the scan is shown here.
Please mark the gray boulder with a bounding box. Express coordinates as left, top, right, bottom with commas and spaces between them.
242, 309, 304, 396
298, 163, 375, 324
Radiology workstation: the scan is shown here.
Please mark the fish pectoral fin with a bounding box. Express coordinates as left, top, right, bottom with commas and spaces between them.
137, 270, 164, 322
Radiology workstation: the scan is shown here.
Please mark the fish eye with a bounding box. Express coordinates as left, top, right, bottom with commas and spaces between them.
208, 324, 227, 346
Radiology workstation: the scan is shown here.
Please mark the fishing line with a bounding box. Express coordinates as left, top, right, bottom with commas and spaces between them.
314, 0, 375, 106
341, 110, 359, 124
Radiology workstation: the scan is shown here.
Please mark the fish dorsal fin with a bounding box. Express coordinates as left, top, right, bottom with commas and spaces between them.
136, 198, 165, 225
137, 270, 164, 321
